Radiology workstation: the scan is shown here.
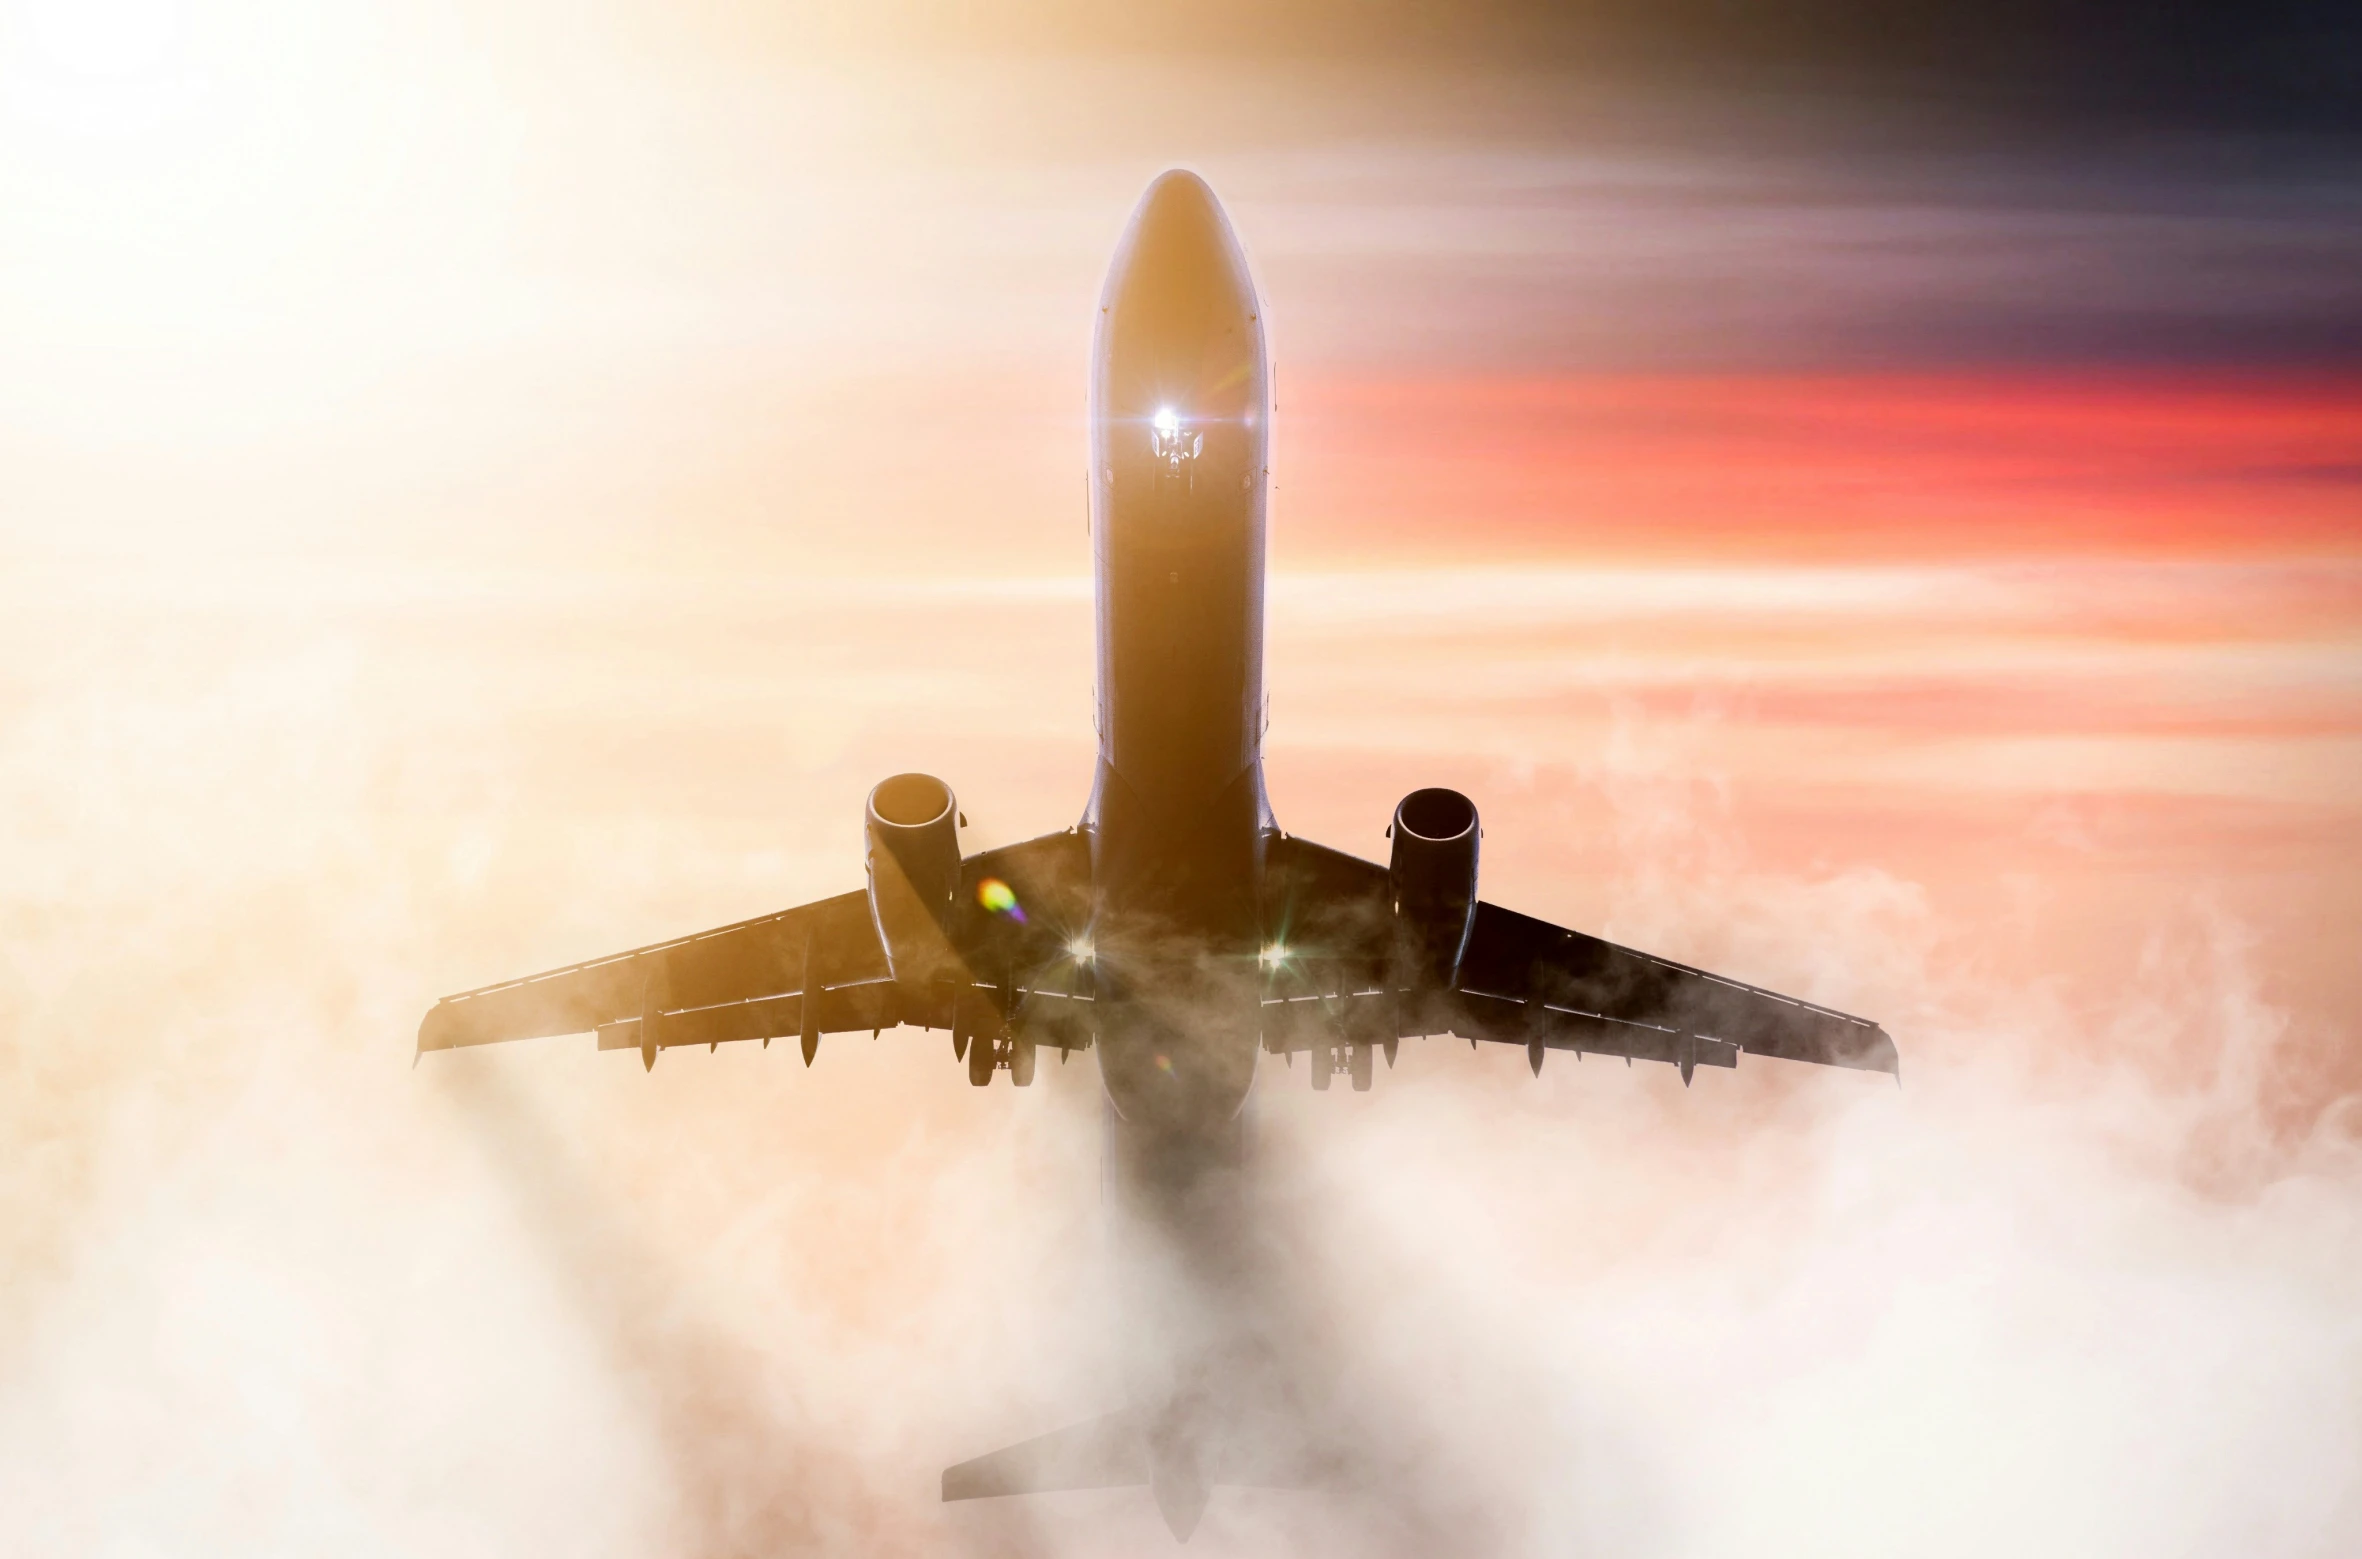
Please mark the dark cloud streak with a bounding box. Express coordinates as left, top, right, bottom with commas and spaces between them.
658, 0, 2362, 133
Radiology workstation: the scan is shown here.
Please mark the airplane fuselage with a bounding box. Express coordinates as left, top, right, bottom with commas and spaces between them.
1083, 172, 1274, 1159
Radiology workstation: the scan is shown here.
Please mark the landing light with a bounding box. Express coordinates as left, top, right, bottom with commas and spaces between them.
1259, 943, 1289, 968
1149, 406, 1201, 474
1068, 936, 1095, 963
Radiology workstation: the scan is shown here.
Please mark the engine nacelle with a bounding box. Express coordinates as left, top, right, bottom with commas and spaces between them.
865, 772, 963, 984
1389, 787, 1479, 988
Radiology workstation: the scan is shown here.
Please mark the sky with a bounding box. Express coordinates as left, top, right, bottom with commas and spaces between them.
2, 2, 2359, 1555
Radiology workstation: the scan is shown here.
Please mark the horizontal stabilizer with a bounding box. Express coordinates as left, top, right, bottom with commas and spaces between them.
942, 1409, 1147, 1500
945, 1402, 1329, 1540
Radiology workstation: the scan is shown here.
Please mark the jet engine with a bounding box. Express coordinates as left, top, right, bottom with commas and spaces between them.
865, 772, 963, 983
1388, 787, 1479, 988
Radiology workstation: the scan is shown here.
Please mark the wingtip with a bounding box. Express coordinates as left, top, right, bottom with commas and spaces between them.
1867, 1025, 1901, 1083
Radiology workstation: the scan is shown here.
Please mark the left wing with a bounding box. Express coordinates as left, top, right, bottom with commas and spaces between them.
416, 887, 887, 1063
1261, 836, 1897, 1083
416, 830, 1094, 1067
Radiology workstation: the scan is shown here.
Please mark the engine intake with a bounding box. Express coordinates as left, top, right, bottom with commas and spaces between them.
1389, 787, 1479, 988
865, 772, 962, 984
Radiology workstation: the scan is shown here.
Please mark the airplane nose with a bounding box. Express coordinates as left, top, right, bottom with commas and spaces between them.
1115, 170, 1237, 309
1103, 171, 1255, 343
1095, 170, 1265, 459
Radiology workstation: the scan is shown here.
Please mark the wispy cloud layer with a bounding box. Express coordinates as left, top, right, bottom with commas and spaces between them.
1, 12, 2356, 1554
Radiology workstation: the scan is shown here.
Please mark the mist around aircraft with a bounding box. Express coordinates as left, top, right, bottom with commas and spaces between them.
416, 170, 1898, 1541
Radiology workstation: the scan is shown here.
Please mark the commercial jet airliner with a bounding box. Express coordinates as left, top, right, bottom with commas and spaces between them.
417, 169, 1898, 1540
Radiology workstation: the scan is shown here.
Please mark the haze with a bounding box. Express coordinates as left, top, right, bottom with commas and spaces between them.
4, 3, 2358, 1554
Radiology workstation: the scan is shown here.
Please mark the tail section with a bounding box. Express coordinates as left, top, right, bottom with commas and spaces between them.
946, 1401, 1312, 1541
942, 1408, 1148, 1501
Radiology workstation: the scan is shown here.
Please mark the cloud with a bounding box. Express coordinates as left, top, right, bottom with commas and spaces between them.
1, 568, 2355, 1556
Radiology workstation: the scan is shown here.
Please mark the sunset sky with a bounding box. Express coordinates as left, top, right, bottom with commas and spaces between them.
4, 3, 2359, 1554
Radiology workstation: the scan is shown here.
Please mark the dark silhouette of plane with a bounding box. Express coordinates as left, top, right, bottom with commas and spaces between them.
417, 169, 1898, 1541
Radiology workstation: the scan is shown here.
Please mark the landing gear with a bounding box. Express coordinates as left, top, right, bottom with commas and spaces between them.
1304, 1042, 1376, 1091
967, 1033, 1033, 1086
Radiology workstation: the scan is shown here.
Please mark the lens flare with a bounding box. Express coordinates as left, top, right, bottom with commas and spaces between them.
976, 877, 1024, 923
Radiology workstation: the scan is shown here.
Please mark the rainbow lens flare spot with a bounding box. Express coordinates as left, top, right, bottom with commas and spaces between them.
977, 877, 1024, 922
1154, 1053, 1173, 1073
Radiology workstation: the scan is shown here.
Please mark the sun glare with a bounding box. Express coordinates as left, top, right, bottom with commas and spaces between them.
5, 0, 199, 144
16, 0, 183, 79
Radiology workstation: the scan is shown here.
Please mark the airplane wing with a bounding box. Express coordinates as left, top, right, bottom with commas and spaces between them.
416, 830, 1094, 1067
1261, 836, 1897, 1083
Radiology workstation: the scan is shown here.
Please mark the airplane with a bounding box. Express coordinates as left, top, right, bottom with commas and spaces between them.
416, 168, 1899, 1541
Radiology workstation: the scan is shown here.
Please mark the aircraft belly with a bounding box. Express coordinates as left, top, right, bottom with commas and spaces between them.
1086, 750, 1267, 1133
1100, 528, 1259, 815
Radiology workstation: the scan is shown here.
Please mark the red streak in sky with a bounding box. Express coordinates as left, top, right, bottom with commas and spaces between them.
1284, 373, 2362, 562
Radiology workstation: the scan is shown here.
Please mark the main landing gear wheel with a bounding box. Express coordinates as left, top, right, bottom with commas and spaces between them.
1010, 1038, 1037, 1087
968, 1036, 996, 1086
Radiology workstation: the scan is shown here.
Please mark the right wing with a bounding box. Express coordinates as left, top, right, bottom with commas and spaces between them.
416, 829, 1094, 1065
1447, 898, 1898, 1081
1261, 835, 1897, 1083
